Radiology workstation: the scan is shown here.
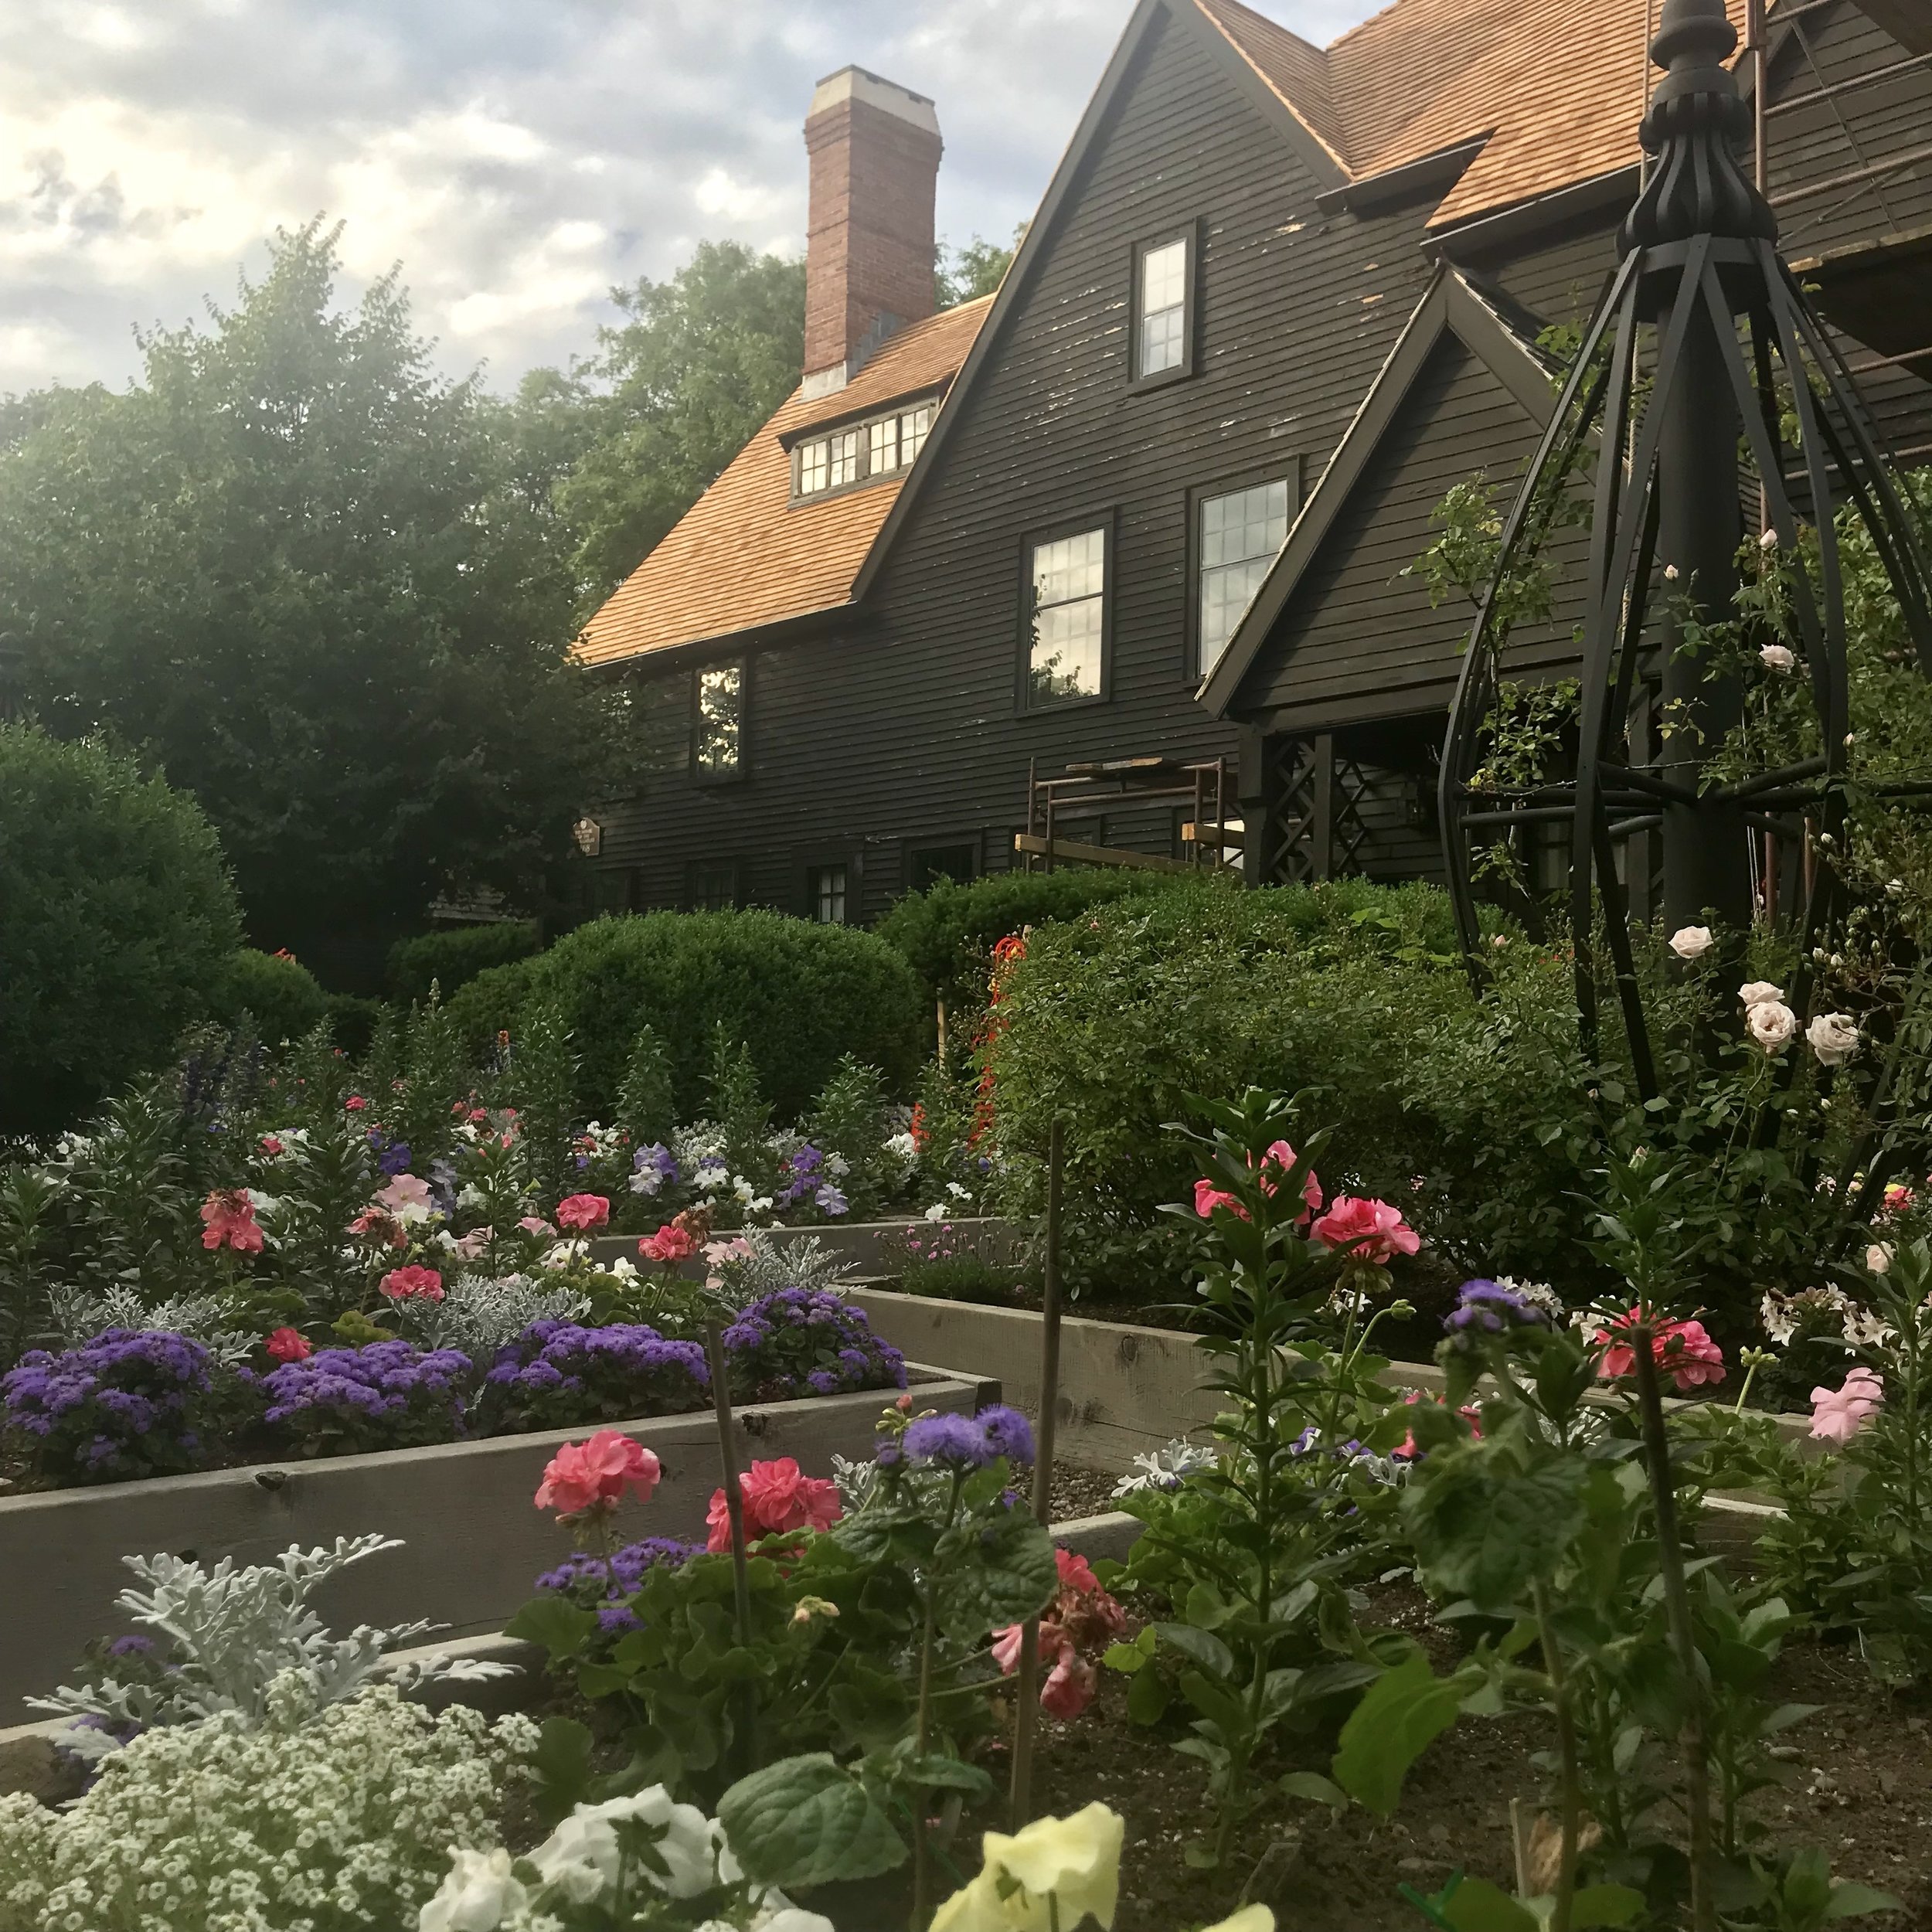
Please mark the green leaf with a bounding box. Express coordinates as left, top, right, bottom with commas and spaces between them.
1404, 1453, 1588, 1611
895, 1752, 994, 1796
716, 1753, 908, 1889
1332, 1653, 1474, 1817
528, 1716, 596, 1827
937, 1511, 1060, 1639
1437, 1876, 1540, 1932
1154, 1621, 1236, 1682
1127, 1665, 1172, 1725
1570, 1883, 1646, 1927
502, 1592, 600, 1662
1824, 1882, 1906, 1919
1279, 1770, 1348, 1811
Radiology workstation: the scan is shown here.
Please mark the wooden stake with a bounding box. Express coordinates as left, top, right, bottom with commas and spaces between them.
706, 1320, 757, 1774
1009, 1119, 1065, 1826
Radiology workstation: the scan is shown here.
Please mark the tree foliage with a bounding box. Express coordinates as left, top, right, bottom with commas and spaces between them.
0, 220, 611, 986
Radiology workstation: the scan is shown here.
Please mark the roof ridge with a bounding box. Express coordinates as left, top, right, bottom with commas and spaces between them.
1190, 0, 1354, 175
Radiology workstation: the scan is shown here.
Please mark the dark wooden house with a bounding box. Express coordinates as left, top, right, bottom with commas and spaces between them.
573, 0, 1932, 917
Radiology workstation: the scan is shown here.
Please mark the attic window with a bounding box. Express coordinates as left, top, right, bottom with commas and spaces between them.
793, 400, 937, 502
1133, 232, 1196, 384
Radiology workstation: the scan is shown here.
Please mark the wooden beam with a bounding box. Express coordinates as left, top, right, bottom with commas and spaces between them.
1011, 834, 1196, 874
1181, 821, 1244, 850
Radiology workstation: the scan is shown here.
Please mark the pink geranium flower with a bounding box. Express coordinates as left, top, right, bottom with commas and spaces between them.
536, 1430, 662, 1518
1310, 1196, 1420, 1264
706, 1457, 842, 1551
555, 1193, 611, 1231
345, 1095, 369, 1113
1040, 1650, 1097, 1720
379, 1264, 444, 1302
641, 1223, 699, 1264
264, 1327, 311, 1362
1594, 1310, 1726, 1391
1810, 1367, 1884, 1446
1193, 1180, 1245, 1219
258, 1134, 284, 1158
1192, 1139, 1325, 1225
200, 1189, 265, 1254
516, 1215, 556, 1237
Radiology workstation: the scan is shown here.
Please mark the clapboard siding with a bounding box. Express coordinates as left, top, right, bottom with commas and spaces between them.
583, 0, 1932, 918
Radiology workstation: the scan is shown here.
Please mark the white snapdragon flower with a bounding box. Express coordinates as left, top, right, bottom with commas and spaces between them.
542, 1239, 590, 1270
884, 1131, 918, 1161
457, 1184, 490, 1211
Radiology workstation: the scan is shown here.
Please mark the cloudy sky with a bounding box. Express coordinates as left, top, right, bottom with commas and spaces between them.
0, 0, 1388, 399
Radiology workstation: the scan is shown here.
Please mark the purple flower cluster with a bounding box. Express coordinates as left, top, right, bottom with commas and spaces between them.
535, 1536, 699, 1634
1, 1329, 229, 1485
721, 1287, 907, 1403
777, 1146, 850, 1218
479, 1320, 709, 1432
1444, 1280, 1549, 1339
631, 1143, 679, 1197
260, 1340, 472, 1455
901, 1403, 1036, 1471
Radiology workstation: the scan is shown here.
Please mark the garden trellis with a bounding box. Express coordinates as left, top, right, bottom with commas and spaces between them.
1439, 0, 1932, 1098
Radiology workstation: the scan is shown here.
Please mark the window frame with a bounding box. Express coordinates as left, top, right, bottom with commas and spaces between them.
1016, 512, 1115, 714
1186, 462, 1301, 682
1129, 227, 1199, 389
685, 859, 740, 913
789, 393, 942, 505
689, 658, 748, 786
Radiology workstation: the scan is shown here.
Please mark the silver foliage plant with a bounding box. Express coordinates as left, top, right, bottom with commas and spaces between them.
30, 1533, 515, 1760
710, 1230, 856, 1301
44, 1284, 257, 1366
397, 1272, 592, 1355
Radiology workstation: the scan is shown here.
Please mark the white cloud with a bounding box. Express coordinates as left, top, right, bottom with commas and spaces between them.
0, 0, 1391, 396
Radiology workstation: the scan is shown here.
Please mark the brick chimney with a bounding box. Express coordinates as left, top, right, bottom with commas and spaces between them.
801, 66, 943, 400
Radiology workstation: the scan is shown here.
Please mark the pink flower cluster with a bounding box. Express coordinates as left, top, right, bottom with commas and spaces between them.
1811, 1367, 1883, 1446
991, 1547, 1127, 1720
706, 1456, 842, 1552
1192, 1139, 1321, 1224
536, 1429, 663, 1519
556, 1193, 611, 1232
379, 1264, 444, 1302
1594, 1311, 1725, 1392
640, 1223, 697, 1264
199, 1189, 264, 1255
1191, 1144, 1418, 1266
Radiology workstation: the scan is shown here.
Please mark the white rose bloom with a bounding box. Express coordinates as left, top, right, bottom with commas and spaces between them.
1867, 1242, 1896, 1277
1746, 1001, 1798, 1052
1668, 925, 1714, 960
1739, 980, 1784, 1009
1760, 642, 1796, 673
1806, 1012, 1859, 1067
419, 1847, 529, 1932
1760, 525, 1781, 551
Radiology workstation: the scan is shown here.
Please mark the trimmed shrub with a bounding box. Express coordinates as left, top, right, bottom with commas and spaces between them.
874, 867, 1189, 1012
322, 992, 384, 1059
0, 725, 242, 1135
210, 949, 328, 1047
386, 919, 543, 1005
447, 910, 927, 1121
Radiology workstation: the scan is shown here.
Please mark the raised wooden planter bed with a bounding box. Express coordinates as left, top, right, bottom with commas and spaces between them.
0, 1368, 995, 1722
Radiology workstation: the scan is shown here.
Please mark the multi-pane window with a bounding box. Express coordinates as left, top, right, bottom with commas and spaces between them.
811, 864, 848, 925
1026, 527, 1107, 706
1198, 479, 1291, 674
794, 401, 938, 499
691, 862, 736, 913
693, 662, 743, 779
1136, 236, 1189, 379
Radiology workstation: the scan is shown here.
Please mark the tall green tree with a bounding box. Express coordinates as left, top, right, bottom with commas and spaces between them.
0, 220, 611, 988
553, 240, 807, 604
935, 225, 1025, 308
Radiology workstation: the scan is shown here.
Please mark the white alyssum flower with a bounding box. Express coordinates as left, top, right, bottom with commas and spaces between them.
1760, 642, 1797, 673
1746, 1000, 1799, 1053
1495, 1277, 1566, 1320
0, 1679, 532, 1932
1669, 925, 1714, 960
1806, 1012, 1859, 1067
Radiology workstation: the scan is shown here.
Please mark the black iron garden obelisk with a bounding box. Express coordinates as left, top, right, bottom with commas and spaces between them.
1622, 0, 1777, 934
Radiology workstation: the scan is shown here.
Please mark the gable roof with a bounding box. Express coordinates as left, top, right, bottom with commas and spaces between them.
574, 294, 991, 668
1198, 264, 1560, 716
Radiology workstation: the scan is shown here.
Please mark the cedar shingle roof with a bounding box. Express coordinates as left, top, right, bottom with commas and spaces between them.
575, 294, 992, 667
1194, 0, 1758, 230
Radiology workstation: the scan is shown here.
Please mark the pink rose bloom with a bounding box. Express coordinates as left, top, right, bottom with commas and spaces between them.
379, 1264, 444, 1302
199, 1189, 265, 1254
1259, 1139, 1323, 1221
1039, 1648, 1097, 1720
1594, 1311, 1726, 1391
264, 1327, 311, 1362
641, 1223, 699, 1264
1810, 1367, 1884, 1446
517, 1216, 556, 1237
376, 1174, 434, 1216
555, 1193, 611, 1232
1311, 1196, 1420, 1264
706, 1456, 842, 1550
536, 1430, 662, 1517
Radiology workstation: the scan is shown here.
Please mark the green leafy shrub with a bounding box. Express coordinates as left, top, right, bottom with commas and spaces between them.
0, 725, 241, 1135
209, 949, 328, 1047
874, 866, 1188, 1014
446, 911, 925, 1121
386, 920, 543, 1005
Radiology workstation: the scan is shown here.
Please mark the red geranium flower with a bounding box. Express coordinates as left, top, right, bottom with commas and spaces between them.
555, 1193, 611, 1232
706, 1457, 842, 1551
379, 1264, 444, 1302
264, 1327, 312, 1362
639, 1223, 697, 1264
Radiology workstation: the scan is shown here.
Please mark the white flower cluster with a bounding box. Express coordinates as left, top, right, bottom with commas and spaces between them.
1111, 1438, 1219, 1498
1494, 1277, 1566, 1321
0, 1677, 532, 1932
418, 1786, 830, 1932
30, 1536, 514, 1757
399, 1274, 593, 1354
43, 1284, 257, 1366
1760, 1284, 1893, 1350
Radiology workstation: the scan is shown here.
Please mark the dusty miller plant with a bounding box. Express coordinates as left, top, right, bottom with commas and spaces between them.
398, 1272, 592, 1354
31, 1533, 513, 1757
43, 1283, 257, 1364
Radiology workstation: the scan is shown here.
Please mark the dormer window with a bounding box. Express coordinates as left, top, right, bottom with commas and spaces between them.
1132, 231, 1196, 385
793, 400, 937, 502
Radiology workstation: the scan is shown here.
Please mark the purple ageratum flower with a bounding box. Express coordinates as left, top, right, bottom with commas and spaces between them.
108, 1635, 155, 1659
261, 1341, 471, 1451
1444, 1280, 1548, 1337
536, 1536, 698, 1636
977, 1405, 1036, 1467
903, 1411, 996, 1469
480, 1321, 709, 1431
722, 1288, 905, 1400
